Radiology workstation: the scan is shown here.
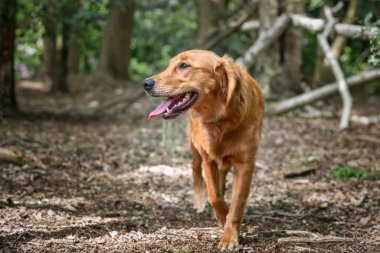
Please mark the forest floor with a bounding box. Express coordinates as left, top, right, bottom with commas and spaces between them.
1, 80, 380, 252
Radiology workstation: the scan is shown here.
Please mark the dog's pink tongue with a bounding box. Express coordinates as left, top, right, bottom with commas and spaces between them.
148, 98, 174, 120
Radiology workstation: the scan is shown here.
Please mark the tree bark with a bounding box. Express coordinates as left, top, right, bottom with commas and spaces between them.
38, 0, 57, 84
51, 0, 78, 93
272, 0, 304, 97
53, 20, 70, 93
67, 0, 80, 74
98, 0, 135, 81
0, 0, 18, 118
197, 0, 212, 47
68, 39, 79, 74
253, 0, 280, 93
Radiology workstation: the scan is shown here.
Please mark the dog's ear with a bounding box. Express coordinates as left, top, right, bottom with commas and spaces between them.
214, 55, 238, 106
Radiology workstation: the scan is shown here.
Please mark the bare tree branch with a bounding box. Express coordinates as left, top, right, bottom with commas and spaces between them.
236, 13, 291, 67
290, 14, 324, 33
266, 68, 380, 116
240, 20, 260, 32
201, 5, 258, 50
331, 0, 358, 57
241, 15, 379, 39
334, 24, 379, 39
317, 7, 352, 129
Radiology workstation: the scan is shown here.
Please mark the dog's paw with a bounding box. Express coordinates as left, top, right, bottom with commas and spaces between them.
218, 228, 239, 251
193, 188, 207, 213
217, 218, 226, 228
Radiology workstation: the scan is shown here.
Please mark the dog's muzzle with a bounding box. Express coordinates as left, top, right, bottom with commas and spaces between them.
143, 78, 155, 91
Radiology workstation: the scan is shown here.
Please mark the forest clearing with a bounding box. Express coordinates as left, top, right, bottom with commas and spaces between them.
1, 83, 380, 252
1, 0, 380, 252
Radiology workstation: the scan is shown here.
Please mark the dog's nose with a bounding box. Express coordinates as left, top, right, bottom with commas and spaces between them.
143, 78, 155, 91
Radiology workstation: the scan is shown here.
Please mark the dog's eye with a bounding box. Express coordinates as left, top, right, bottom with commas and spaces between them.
178, 62, 190, 69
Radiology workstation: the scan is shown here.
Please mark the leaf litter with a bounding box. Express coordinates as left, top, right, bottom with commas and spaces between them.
0, 87, 380, 252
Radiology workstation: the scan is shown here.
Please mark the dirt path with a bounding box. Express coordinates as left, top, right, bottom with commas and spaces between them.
1, 92, 380, 252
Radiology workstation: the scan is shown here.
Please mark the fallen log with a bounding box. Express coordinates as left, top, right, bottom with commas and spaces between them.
266, 68, 380, 115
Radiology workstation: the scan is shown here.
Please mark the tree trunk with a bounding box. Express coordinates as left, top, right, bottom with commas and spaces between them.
67, 0, 80, 74
38, 0, 57, 84
53, 22, 70, 93
272, 0, 304, 97
0, 0, 18, 118
197, 0, 212, 47
98, 0, 135, 81
51, 0, 80, 93
68, 38, 79, 74
253, 0, 280, 94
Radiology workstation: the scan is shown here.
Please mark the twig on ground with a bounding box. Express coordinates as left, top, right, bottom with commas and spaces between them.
283, 166, 316, 179
277, 230, 354, 244
277, 230, 321, 237
343, 134, 380, 145
294, 246, 319, 253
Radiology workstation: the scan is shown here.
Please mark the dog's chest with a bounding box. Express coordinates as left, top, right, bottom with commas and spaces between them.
191, 125, 230, 161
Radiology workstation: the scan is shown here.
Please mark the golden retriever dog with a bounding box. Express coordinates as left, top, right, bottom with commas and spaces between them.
144, 50, 264, 250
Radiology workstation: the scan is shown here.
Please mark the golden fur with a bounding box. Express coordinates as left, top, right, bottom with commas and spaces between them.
147, 50, 264, 250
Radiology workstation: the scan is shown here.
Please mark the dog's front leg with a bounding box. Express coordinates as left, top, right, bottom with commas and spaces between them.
218, 160, 254, 250
203, 159, 229, 227
191, 143, 207, 213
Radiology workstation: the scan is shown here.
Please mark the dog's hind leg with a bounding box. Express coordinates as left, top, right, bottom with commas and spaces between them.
191, 142, 207, 213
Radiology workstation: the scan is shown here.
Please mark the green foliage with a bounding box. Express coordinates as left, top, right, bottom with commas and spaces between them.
319, 223, 331, 235
307, 0, 323, 11
270, 200, 294, 212
74, 0, 109, 73
302, 31, 318, 76
368, 32, 380, 66
129, 1, 198, 81
15, 0, 44, 78
15, 0, 110, 78
13, 0, 380, 94
330, 166, 377, 180
365, 81, 380, 94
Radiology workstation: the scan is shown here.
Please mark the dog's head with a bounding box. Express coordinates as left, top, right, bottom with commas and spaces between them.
144, 50, 239, 120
